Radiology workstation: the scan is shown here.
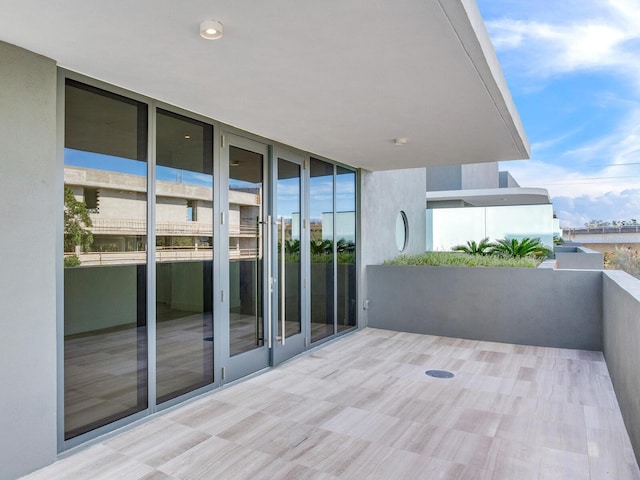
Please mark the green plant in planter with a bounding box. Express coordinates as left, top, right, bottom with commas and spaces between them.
285, 239, 300, 255
451, 237, 495, 256
492, 237, 552, 259
385, 252, 539, 268
310, 239, 332, 256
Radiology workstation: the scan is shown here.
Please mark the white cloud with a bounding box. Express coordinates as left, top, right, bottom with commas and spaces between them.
486, 0, 640, 88
530, 129, 583, 153
485, 0, 640, 226
553, 189, 640, 227
561, 105, 640, 167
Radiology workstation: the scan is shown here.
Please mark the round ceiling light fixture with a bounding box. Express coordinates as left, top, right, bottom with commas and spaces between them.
200, 20, 223, 40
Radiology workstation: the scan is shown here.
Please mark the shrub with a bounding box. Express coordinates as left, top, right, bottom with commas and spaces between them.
64, 254, 81, 267
605, 247, 640, 279
490, 237, 551, 259
452, 238, 494, 256
385, 252, 540, 268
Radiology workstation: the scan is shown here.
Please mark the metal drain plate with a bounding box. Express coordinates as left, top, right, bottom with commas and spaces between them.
425, 370, 454, 379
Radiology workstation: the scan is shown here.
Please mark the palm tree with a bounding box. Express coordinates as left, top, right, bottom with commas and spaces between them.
452, 238, 495, 256
336, 238, 355, 253
310, 239, 333, 255
492, 237, 552, 259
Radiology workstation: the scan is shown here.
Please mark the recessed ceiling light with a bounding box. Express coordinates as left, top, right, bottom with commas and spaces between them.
200, 20, 223, 40
184, 134, 191, 139
393, 138, 408, 146
230, 160, 240, 167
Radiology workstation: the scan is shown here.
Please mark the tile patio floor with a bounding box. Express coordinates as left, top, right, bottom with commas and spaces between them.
24, 328, 640, 479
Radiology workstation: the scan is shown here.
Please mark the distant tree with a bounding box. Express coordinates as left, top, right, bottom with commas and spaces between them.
585, 219, 640, 228
584, 219, 613, 228
64, 186, 93, 252
492, 237, 552, 259
452, 238, 495, 256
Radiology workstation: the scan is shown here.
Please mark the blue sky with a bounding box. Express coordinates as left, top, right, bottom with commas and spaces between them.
477, 0, 640, 227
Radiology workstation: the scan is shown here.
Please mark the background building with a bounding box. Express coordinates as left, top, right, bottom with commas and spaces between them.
426, 162, 557, 250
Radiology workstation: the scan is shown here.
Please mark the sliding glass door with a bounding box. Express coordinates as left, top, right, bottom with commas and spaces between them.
309, 159, 357, 344
63, 79, 149, 440
62, 75, 358, 446
223, 134, 270, 381
155, 109, 214, 404
272, 150, 307, 364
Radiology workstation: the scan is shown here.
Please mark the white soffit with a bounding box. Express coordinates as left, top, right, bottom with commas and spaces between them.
427, 187, 552, 207
0, 0, 530, 171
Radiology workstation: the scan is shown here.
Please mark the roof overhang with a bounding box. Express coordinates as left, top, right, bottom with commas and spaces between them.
0, 0, 529, 171
427, 187, 551, 207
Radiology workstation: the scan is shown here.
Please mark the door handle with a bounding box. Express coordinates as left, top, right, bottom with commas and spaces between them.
266, 214, 272, 349
281, 217, 286, 346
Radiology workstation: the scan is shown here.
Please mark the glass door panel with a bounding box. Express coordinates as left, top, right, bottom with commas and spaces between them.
277, 158, 302, 340
273, 154, 306, 364
63, 80, 148, 440
155, 109, 214, 404
228, 144, 265, 358
309, 158, 335, 343
336, 166, 357, 332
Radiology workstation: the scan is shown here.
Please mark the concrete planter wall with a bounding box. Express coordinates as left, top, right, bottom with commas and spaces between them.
367, 265, 603, 350
603, 270, 640, 463
554, 246, 604, 270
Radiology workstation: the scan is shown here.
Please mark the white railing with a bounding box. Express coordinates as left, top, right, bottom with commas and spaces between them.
67, 246, 260, 266
89, 218, 257, 237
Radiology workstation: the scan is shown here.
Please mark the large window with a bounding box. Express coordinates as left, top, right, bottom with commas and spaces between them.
336, 167, 356, 330
155, 109, 214, 403
309, 160, 357, 343
309, 158, 335, 343
63, 80, 148, 439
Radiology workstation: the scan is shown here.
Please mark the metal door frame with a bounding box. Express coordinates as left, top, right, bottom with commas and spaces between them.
220, 132, 271, 383
270, 147, 309, 365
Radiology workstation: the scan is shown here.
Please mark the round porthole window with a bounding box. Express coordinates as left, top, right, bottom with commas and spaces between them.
395, 211, 408, 251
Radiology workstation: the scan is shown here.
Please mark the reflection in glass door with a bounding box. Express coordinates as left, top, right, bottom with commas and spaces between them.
309, 158, 335, 343
336, 167, 357, 332
63, 80, 148, 440
228, 144, 265, 358
273, 155, 305, 364
155, 109, 214, 404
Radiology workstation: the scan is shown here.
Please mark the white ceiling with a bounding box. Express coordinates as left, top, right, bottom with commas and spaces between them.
427, 187, 551, 207
0, 0, 530, 171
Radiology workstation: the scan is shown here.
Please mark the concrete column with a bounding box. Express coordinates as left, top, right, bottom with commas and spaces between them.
0, 41, 58, 479
359, 168, 426, 326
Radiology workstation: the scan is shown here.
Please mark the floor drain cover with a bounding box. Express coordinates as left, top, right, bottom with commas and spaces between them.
425, 370, 454, 379
203, 336, 213, 342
